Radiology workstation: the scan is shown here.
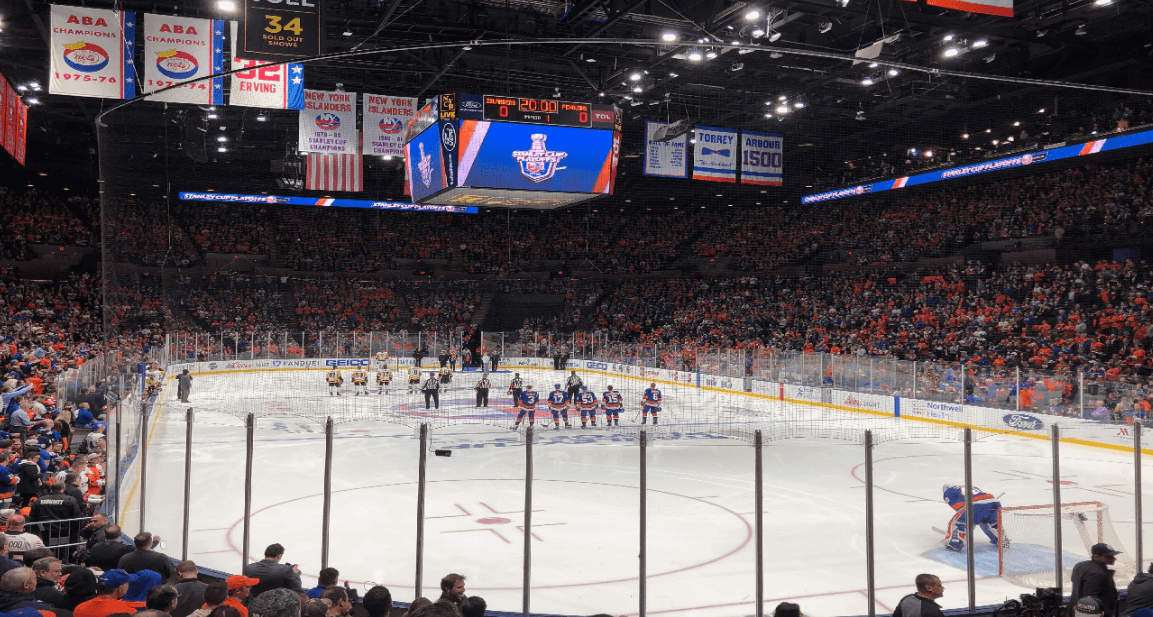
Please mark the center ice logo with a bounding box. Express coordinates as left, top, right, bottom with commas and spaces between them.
512, 134, 567, 184
315, 113, 341, 131
379, 118, 403, 134
63, 42, 110, 73
155, 49, 199, 80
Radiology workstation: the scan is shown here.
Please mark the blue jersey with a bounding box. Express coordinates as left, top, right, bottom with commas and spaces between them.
642, 388, 662, 407
943, 486, 999, 510
519, 391, 539, 410
602, 391, 623, 409
548, 390, 569, 409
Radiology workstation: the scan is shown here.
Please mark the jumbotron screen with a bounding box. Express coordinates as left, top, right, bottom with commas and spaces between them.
404, 94, 621, 210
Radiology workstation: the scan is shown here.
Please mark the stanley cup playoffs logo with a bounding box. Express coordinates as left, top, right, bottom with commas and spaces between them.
512, 134, 567, 183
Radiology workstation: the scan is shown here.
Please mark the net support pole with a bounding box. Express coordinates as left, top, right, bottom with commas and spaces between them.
913, 361, 917, 398
754, 430, 764, 617
1051, 424, 1064, 595
1136, 422, 1144, 570
869, 357, 873, 392
242, 413, 254, 574
865, 429, 876, 617
523, 426, 534, 617
964, 427, 976, 611
321, 417, 334, 569
113, 401, 122, 524
1080, 371, 1085, 416
960, 362, 965, 404
139, 397, 149, 533
640, 429, 648, 617
1016, 367, 1021, 410
416, 423, 428, 598
181, 408, 194, 561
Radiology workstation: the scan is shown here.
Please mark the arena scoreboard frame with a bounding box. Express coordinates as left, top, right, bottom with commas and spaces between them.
404, 93, 622, 210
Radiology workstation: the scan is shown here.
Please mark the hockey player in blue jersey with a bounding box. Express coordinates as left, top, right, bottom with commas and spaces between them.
547, 384, 571, 429
602, 385, 623, 426
577, 386, 599, 428
641, 383, 662, 425
942, 484, 1006, 551
511, 385, 540, 430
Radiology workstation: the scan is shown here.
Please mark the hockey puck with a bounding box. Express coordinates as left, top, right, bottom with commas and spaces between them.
434, 449, 452, 457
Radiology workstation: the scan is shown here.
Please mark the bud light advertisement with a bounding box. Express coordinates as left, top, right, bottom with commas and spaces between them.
455, 120, 616, 193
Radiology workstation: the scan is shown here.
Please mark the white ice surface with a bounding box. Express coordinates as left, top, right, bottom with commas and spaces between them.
135, 369, 1152, 617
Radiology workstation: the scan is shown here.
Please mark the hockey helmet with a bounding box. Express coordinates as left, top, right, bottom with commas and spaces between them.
555, 384, 561, 389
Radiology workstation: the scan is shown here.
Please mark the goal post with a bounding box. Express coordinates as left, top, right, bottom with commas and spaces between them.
997, 501, 1136, 589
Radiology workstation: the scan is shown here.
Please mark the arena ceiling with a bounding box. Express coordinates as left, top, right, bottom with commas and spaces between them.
3, 0, 1152, 194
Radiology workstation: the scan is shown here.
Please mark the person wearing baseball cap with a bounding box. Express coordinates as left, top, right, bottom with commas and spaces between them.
1076, 598, 1104, 617
73, 569, 138, 617
1070, 543, 1122, 617
223, 575, 260, 617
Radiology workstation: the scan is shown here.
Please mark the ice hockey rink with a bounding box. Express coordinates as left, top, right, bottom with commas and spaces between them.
133, 367, 1152, 617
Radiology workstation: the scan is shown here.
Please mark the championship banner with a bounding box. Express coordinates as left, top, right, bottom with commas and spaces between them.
4, 82, 18, 158
298, 89, 357, 154
691, 125, 738, 182
643, 120, 687, 178
228, 22, 304, 110
49, 6, 136, 100
739, 130, 783, 186
13, 98, 27, 165
362, 94, 415, 157
142, 15, 224, 105
0, 79, 9, 157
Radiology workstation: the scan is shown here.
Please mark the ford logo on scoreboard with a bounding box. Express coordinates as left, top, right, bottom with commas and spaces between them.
1002, 413, 1044, 430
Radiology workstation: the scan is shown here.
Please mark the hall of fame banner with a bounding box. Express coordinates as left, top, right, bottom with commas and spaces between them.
692, 125, 738, 182
49, 6, 136, 100
739, 130, 783, 186
142, 15, 224, 105
362, 94, 415, 157
643, 120, 687, 178
298, 89, 358, 154
228, 22, 303, 110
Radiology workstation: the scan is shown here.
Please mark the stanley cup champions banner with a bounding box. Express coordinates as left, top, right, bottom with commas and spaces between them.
49, 6, 136, 99
228, 22, 303, 110
692, 125, 738, 182
362, 94, 415, 157
299, 90, 358, 154
739, 130, 783, 186
142, 15, 224, 105
643, 120, 687, 178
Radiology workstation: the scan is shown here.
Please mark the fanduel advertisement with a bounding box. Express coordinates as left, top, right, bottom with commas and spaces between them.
455, 121, 616, 193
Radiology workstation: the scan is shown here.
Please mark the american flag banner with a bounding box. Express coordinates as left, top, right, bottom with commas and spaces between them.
305, 152, 363, 192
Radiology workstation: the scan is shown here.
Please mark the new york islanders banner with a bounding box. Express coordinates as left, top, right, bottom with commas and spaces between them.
740, 130, 783, 186
49, 6, 136, 99
142, 15, 223, 105
363, 94, 416, 157
643, 120, 687, 178
299, 90, 358, 155
228, 22, 303, 110
692, 125, 738, 182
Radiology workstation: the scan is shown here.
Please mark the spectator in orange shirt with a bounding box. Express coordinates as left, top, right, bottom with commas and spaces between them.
73, 569, 138, 617
223, 575, 260, 617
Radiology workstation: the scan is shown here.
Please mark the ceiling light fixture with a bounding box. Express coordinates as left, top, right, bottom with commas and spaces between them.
662, 32, 677, 41
961, 133, 969, 139
943, 34, 954, 41
1075, 24, 1087, 35
888, 68, 899, 76
629, 72, 642, 81
793, 101, 804, 108
861, 77, 874, 85
972, 39, 988, 48
752, 27, 765, 37
688, 49, 703, 61
944, 47, 959, 57
705, 50, 718, 59
775, 105, 789, 114
745, 9, 761, 20
632, 85, 643, 93
256, 112, 267, 121
868, 61, 879, 68
217, 0, 236, 10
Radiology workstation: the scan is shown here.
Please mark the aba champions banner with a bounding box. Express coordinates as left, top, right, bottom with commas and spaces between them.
643, 120, 688, 178
142, 15, 223, 105
692, 125, 738, 182
298, 89, 357, 154
740, 130, 783, 186
228, 22, 303, 110
49, 6, 136, 100
362, 94, 415, 157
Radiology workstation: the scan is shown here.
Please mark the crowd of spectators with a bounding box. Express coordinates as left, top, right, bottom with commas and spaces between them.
0, 188, 97, 259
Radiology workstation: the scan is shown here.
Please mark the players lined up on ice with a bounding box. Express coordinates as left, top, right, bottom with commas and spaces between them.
508, 375, 663, 430
326, 365, 457, 396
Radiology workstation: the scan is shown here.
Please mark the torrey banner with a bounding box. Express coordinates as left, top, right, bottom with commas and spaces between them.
142, 15, 224, 105
228, 22, 303, 110
362, 93, 416, 157
49, 5, 136, 99
691, 125, 738, 183
298, 89, 358, 154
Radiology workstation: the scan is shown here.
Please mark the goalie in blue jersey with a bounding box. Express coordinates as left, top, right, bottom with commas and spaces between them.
942, 484, 1006, 552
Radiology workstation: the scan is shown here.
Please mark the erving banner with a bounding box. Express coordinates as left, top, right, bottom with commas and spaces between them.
49, 6, 136, 100
142, 15, 224, 105
692, 125, 738, 182
298, 89, 357, 154
643, 120, 688, 178
740, 130, 783, 186
228, 22, 303, 110
362, 94, 415, 157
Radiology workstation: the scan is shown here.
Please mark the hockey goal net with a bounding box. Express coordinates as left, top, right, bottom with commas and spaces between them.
997, 501, 1136, 589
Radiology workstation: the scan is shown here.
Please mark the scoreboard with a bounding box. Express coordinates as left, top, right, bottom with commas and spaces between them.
404, 93, 621, 210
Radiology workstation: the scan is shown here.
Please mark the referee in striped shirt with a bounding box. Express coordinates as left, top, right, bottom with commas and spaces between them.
565, 371, 583, 402
475, 374, 491, 408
